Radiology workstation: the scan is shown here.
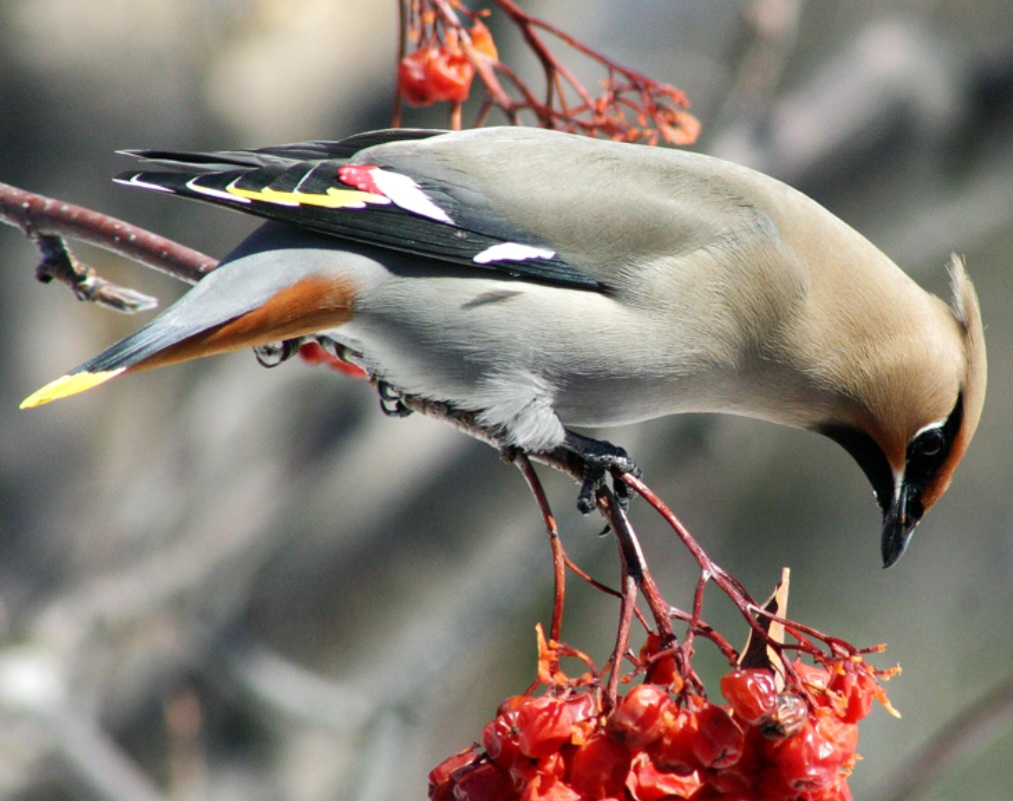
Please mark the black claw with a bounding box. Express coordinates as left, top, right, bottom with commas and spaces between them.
377, 381, 413, 418
563, 430, 641, 515
254, 338, 302, 368
615, 479, 633, 511
577, 477, 598, 515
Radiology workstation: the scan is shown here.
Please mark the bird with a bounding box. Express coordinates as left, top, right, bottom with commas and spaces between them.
20, 126, 986, 567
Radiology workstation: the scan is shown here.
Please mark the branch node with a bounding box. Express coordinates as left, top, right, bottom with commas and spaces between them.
32, 233, 158, 314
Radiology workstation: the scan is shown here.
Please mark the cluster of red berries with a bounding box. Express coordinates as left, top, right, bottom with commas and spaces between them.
398, 23, 497, 106
429, 658, 891, 801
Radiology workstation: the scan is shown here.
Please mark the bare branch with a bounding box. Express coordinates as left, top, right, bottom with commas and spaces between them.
0, 181, 216, 312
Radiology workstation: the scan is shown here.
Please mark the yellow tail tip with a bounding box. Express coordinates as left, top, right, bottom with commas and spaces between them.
20, 369, 125, 409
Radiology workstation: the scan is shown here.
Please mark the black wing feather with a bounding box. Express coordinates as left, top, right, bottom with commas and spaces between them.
116, 131, 602, 291
117, 168, 599, 289
119, 130, 447, 175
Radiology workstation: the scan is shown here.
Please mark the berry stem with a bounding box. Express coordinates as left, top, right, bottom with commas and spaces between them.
512, 452, 566, 647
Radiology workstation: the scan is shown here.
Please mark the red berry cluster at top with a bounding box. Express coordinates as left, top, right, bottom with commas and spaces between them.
429, 657, 893, 801
398, 22, 497, 106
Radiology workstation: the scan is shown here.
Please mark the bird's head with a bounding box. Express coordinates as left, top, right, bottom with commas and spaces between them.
820, 256, 986, 567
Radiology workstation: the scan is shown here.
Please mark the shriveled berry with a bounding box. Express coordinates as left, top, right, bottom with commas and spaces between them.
563, 693, 599, 725
647, 708, 701, 775
773, 715, 842, 795
424, 46, 474, 103
606, 684, 675, 747
626, 752, 703, 801
707, 727, 764, 797
692, 702, 744, 769
793, 661, 833, 695
397, 49, 436, 106
829, 665, 878, 723
721, 668, 779, 725
813, 707, 859, 765
519, 772, 581, 801
429, 750, 481, 798
483, 709, 523, 768
510, 750, 566, 792
452, 762, 516, 801
516, 695, 575, 759
569, 732, 632, 799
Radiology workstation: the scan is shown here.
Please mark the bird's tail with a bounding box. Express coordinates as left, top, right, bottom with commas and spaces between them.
21, 256, 356, 409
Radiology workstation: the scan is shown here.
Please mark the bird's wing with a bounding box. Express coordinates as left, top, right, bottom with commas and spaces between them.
115, 128, 601, 290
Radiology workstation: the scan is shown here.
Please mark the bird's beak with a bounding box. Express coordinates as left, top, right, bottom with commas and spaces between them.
881, 482, 921, 568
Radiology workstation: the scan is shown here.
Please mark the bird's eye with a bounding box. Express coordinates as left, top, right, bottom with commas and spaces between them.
914, 428, 945, 458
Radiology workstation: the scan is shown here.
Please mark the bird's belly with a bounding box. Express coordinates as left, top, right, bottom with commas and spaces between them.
330, 299, 729, 439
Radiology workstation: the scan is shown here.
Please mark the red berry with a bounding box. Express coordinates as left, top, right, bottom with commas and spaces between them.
563, 692, 599, 725
483, 709, 523, 768
720, 668, 779, 725
638, 633, 681, 689
793, 661, 833, 696
397, 49, 436, 106
772, 714, 842, 795
648, 707, 701, 775
519, 773, 581, 801
429, 750, 481, 798
497, 696, 530, 716
424, 46, 474, 103
706, 726, 765, 797
569, 733, 632, 799
451, 762, 516, 801
829, 665, 878, 723
516, 696, 575, 759
397, 39, 475, 107
626, 752, 703, 801
606, 684, 675, 747
692, 703, 745, 769
814, 708, 859, 765
510, 749, 567, 788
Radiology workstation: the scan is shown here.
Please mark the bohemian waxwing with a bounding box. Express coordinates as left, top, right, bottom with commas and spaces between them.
21, 127, 986, 567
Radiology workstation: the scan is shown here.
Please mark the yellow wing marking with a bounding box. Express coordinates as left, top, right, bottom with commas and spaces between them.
225, 185, 389, 209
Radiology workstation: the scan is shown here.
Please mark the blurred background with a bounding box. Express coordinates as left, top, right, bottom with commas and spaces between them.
1, 1, 1011, 799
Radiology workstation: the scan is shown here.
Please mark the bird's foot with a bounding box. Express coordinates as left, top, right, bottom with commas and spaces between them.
253, 338, 302, 368
377, 381, 413, 418
564, 431, 641, 514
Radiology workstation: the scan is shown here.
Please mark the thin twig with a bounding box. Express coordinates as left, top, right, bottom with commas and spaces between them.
512, 452, 566, 647
392, 0, 409, 127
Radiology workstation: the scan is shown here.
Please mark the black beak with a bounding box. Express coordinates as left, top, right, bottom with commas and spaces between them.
881, 483, 921, 568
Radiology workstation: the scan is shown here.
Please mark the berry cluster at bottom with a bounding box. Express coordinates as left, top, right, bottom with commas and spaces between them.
429, 659, 890, 801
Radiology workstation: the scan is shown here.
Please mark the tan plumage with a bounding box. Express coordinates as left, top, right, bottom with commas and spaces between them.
21, 128, 987, 566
